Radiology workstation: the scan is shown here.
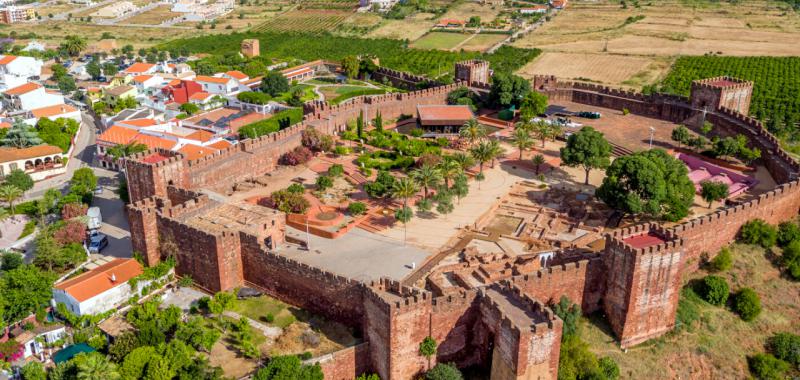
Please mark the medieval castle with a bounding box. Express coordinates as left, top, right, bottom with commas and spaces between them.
124, 61, 800, 379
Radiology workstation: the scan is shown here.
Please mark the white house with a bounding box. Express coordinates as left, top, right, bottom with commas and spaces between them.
194, 75, 238, 96
2, 83, 64, 112
0, 55, 43, 91
519, 5, 548, 14
0, 144, 66, 181
52, 258, 149, 316
131, 74, 165, 95
28, 104, 82, 125
13, 324, 67, 359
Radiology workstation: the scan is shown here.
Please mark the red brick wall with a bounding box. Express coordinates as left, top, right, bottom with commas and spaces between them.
507, 259, 604, 313
315, 343, 371, 380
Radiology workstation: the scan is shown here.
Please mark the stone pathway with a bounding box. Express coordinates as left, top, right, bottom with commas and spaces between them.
223, 310, 283, 340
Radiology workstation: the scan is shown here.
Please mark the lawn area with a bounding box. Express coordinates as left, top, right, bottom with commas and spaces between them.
319, 85, 387, 104
460, 33, 508, 52
232, 295, 297, 328
275, 84, 316, 103
411, 32, 472, 51
581, 243, 800, 379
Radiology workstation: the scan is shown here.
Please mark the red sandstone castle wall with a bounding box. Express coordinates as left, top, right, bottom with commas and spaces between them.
507, 259, 604, 314
239, 233, 365, 327
315, 343, 372, 380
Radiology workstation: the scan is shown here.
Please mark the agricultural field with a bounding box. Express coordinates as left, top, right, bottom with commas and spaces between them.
252, 9, 351, 33
334, 12, 383, 36
657, 55, 800, 153
440, 1, 503, 23
124, 5, 181, 25
160, 32, 540, 79
295, 0, 359, 10
459, 33, 507, 52
512, 0, 800, 86
411, 32, 472, 50
583, 244, 800, 379
367, 12, 438, 40
34, 1, 81, 18
518, 52, 671, 87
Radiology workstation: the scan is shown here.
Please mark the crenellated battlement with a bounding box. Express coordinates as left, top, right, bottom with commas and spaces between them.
692, 76, 753, 91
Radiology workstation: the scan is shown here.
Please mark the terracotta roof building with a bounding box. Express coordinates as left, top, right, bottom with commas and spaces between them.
0, 144, 65, 180
417, 105, 474, 133
52, 258, 148, 316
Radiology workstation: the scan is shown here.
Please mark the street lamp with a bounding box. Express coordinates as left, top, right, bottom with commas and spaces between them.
649, 127, 655, 149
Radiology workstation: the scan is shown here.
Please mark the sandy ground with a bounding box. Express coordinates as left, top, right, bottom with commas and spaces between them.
517, 52, 670, 86
368, 13, 437, 40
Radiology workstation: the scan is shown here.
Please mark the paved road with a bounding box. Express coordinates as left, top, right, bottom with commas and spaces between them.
26, 112, 96, 200
90, 166, 132, 260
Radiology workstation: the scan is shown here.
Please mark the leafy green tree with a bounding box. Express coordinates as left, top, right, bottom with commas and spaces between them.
1, 251, 23, 271
2, 119, 43, 148
768, 332, 800, 366
436, 197, 454, 219
469, 141, 498, 176
70, 168, 98, 197
713, 137, 740, 161
710, 247, 733, 272
700, 180, 729, 208
76, 352, 120, 380
36, 117, 80, 153
558, 335, 600, 380
0, 265, 56, 325
356, 111, 365, 140
102, 62, 118, 77
560, 126, 611, 185
488, 72, 530, 108
3, 169, 33, 193
341, 55, 360, 79
776, 222, 800, 247
21, 361, 46, 380
86, 60, 101, 80
373, 111, 383, 133
699, 275, 729, 306
426, 363, 463, 380
748, 353, 789, 380
519, 91, 548, 121
597, 149, 694, 221
733, 288, 761, 321
0, 185, 22, 214
348, 202, 367, 216
598, 357, 620, 380
253, 355, 323, 380
179, 103, 200, 116
107, 142, 148, 161
120, 346, 157, 380
315, 175, 333, 191
108, 332, 141, 361
437, 159, 462, 190
671, 125, 690, 149
551, 296, 581, 340
260, 71, 289, 97
740, 219, 777, 248
176, 316, 220, 352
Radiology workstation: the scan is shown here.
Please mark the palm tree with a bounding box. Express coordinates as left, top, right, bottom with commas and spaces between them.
0, 185, 23, 215
469, 141, 494, 176
392, 178, 418, 246
487, 140, 505, 168
451, 152, 475, 172
76, 353, 120, 380
511, 127, 534, 160
459, 118, 486, 146
532, 154, 546, 175
410, 165, 442, 199
532, 120, 556, 148
437, 158, 462, 189
61, 35, 87, 57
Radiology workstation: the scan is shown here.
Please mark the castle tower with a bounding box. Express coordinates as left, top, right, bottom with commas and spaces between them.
690, 76, 753, 116
124, 149, 187, 204
603, 224, 684, 348
241, 39, 260, 58
455, 60, 491, 85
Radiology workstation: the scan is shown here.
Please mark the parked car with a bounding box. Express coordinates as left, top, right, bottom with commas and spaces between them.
94, 186, 103, 195
88, 234, 108, 253
577, 111, 602, 119
87, 207, 102, 231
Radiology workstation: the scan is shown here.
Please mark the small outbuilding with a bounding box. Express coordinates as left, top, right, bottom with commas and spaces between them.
416, 105, 474, 135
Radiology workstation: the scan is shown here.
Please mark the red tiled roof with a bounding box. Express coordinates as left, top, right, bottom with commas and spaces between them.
30, 104, 78, 119
195, 75, 232, 84
141, 152, 169, 163
55, 259, 143, 302
177, 144, 217, 160
0, 122, 11, 129
623, 233, 666, 249
124, 63, 155, 74
119, 118, 157, 127
0, 145, 63, 163
132, 134, 176, 150
0, 55, 17, 65
5, 82, 41, 96
207, 140, 232, 150
417, 105, 474, 126
97, 125, 139, 146
189, 91, 211, 101
132, 75, 153, 83
225, 71, 248, 80
186, 129, 215, 142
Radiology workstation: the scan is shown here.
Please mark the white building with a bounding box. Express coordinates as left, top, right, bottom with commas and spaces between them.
0, 144, 66, 181
195, 75, 238, 96
93, 1, 136, 18
13, 325, 67, 359
360, 0, 398, 11
0, 55, 43, 91
2, 83, 64, 113
52, 258, 150, 316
